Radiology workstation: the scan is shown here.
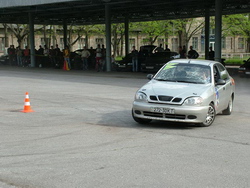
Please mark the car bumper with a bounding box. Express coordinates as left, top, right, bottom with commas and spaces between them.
132, 101, 209, 124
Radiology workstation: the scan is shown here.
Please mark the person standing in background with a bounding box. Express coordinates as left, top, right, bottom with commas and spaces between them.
188, 46, 199, 59
81, 46, 91, 70
208, 46, 215, 60
95, 44, 102, 72
131, 46, 139, 72
63, 45, 71, 70
16, 46, 23, 67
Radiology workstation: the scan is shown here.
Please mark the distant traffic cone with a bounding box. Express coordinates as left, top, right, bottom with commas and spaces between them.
63, 60, 66, 70
63, 60, 70, 71
21, 92, 34, 113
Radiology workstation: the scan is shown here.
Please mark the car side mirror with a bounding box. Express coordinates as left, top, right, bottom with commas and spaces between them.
216, 79, 226, 85
147, 74, 154, 80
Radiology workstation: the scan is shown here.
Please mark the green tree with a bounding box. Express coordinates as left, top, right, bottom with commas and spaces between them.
172, 18, 204, 49
4, 24, 30, 47
111, 23, 125, 56
223, 14, 250, 52
59, 24, 102, 50
130, 20, 172, 45
5, 24, 45, 48
86, 23, 125, 57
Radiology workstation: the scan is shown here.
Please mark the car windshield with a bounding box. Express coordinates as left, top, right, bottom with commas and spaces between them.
154, 62, 211, 84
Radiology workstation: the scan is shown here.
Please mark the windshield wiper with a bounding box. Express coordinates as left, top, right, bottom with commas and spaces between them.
176, 80, 204, 84
155, 78, 175, 82
175, 80, 191, 83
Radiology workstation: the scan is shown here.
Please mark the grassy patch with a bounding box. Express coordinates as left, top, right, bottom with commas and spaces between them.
115, 56, 123, 61
225, 59, 244, 65
224, 56, 250, 65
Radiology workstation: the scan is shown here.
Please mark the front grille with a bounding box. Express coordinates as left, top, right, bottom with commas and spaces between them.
150, 96, 158, 101
158, 95, 173, 101
172, 98, 182, 102
143, 111, 186, 119
149, 95, 182, 104
143, 112, 163, 118
165, 114, 186, 119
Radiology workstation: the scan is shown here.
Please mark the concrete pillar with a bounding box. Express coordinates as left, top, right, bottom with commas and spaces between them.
4, 24, 8, 55
125, 16, 129, 56
205, 8, 210, 60
4, 24, 8, 48
53, 26, 57, 47
63, 19, 67, 48
29, 12, 36, 67
215, 0, 222, 62
105, 4, 111, 72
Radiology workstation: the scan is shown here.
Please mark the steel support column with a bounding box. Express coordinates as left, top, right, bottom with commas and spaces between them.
205, 8, 210, 60
215, 0, 222, 62
29, 12, 36, 67
63, 19, 67, 48
125, 16, 129, 56
105, 4, 111, 72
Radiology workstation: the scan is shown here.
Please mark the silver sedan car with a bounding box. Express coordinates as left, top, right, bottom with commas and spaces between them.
132, 59, 235, 126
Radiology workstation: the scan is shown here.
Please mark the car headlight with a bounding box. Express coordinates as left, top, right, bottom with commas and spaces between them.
135, 92, 148, 102
183, 97, 203, 106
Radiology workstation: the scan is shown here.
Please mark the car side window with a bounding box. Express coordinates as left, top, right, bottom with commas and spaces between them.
213, 66, 220, 82
217, 63, 229, 80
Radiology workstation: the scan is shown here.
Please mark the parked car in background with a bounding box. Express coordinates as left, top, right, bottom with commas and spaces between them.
140, 45, 157, 54
114, 53, 133, 71
70, 49, 96, 70
0, 55, 9, 65
238, 58, 250, 77
141, 51, 179, 72
132, 59, 235, 127
114, 45, 157, 72
71, 49, 85, 58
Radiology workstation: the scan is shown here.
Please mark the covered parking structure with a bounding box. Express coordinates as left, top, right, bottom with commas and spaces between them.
0, 0, 250, 71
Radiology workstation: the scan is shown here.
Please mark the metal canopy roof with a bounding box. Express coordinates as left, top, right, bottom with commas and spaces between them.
0, 0, 250, 25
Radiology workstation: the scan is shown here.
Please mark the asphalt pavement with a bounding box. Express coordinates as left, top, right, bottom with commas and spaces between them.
0, 65, 249, 188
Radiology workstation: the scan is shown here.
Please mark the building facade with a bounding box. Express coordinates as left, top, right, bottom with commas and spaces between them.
0, 26, 249, 59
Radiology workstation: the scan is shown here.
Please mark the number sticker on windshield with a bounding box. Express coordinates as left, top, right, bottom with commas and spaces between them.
164, 63, 178, 70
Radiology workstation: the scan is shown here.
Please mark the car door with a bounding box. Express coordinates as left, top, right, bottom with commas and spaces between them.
214, 63, 232, 112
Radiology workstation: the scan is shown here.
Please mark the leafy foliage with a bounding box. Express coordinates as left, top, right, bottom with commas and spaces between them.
130, 20, 172, 45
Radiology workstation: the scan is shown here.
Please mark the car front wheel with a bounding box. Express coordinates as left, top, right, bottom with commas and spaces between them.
199, 103, 216, 127
132, 110, 152, 124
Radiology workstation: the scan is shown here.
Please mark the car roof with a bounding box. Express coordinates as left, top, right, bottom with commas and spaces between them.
169, 59, 218, 66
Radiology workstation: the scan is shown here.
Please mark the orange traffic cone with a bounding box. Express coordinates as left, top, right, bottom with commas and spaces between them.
21, 92, 34, 113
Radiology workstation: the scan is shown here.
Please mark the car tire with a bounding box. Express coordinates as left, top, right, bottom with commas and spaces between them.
222, 96, 233, 115
132, 110, 152, 124
199, 103, 216, 127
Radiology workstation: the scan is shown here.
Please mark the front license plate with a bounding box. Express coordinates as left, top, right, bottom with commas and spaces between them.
151, 107, 175, 114
146, 66, 154, 69
245, 72, 250, 75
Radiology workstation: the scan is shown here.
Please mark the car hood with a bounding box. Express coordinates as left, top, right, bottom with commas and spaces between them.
140, 80, 211, 98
